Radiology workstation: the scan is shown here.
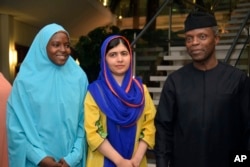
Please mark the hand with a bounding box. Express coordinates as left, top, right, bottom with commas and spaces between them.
116, 158, 133, 167
131, 157, 140, 167
38, 156, 61, 167
59, 158, 70, 167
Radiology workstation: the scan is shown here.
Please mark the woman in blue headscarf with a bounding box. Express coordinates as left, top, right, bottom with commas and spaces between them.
84, 35, 156, 167
7, 23, 88, 167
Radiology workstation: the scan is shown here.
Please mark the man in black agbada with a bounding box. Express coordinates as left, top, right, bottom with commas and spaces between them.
154, 11, 250, 167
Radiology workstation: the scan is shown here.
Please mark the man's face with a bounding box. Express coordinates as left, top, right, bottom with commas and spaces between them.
185, 27, 220, 63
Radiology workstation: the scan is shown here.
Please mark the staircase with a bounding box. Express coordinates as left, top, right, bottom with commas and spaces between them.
220, 0, 250, 44
144, 0, 250, 106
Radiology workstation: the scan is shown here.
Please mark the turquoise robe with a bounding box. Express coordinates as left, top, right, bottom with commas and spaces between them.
7, 23, 88, 167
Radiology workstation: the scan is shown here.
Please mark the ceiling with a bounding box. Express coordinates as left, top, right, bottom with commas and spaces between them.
0, 0, 113, 40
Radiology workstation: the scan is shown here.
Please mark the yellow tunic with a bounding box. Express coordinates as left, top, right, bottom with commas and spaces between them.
84, 85, 156, 167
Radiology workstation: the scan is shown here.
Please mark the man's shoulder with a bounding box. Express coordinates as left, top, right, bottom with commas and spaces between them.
170, 63, 193, 75
218, 61, 247, 75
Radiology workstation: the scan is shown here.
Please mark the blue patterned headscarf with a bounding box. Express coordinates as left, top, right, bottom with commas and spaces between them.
88, 35, 145, 166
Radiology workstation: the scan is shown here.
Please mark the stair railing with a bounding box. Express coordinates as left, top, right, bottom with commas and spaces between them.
224, 10, 250, 65
130, 0, 171, 47
130, 0, 171, 76
234, 26, 250, 68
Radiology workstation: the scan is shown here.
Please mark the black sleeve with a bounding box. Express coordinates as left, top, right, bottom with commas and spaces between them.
154, 75, 176, 167
240, 75, 250, 150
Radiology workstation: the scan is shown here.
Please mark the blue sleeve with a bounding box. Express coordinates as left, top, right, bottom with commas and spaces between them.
64, 108, 86, 166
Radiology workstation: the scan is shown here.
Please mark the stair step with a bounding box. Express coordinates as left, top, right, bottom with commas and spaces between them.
233, 8, 250, 13
153, 100, 159, 106
163, 53, 241, 61
150, 76, 167, 81
136, 55, 159, 61
224, 26, 244, 31
155, 61, 247, 72
228, 19, 250, 24
168, 44, 244, 51
134, 47, 164, 52
137, 66, 150, 71
157, 65, 183, 71
238, 0, 249, 2
230, 14, 249, 19
221, 32, 245, 37
237, 2, 250, 8
148, 87, 162, 93
219, 38, 248, 44
163, 55, 191, 60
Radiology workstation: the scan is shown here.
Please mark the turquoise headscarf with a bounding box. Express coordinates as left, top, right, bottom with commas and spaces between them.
88, 35, 145, 167
7, 23, 88, 167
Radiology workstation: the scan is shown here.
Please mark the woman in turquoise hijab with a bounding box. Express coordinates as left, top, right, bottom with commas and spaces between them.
7, 23, 88, 167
